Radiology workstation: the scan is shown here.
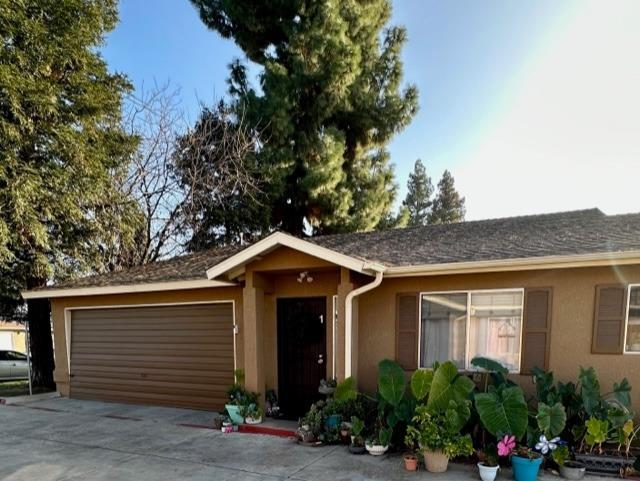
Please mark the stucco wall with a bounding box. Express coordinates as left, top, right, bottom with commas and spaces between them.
356, 265, 640, 408
50, 286, 243, 396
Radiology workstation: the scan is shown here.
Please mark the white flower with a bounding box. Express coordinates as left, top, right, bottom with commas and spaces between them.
535, 435, 560, 454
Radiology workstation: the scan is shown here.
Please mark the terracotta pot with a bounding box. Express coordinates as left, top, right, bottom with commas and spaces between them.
404, 453, 419, 471
423, 449, 449, 473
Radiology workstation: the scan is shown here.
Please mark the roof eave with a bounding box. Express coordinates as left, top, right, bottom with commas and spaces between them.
21, 278, 237, 300
205, 232, 387, 280
384, 250, 640, 277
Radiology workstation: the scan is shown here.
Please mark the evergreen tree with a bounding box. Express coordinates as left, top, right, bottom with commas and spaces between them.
0, 0, 138, 386
173, 103, 269, 249
190, 0, 418, 236
428, 170, 466, 224
403, 159, 433, 226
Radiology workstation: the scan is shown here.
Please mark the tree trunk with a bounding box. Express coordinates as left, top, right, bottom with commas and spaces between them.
26, 296, 56, 389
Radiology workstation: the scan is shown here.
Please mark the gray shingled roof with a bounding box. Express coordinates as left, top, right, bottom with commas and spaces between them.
35, 208, 640, 291
310, 208, 640, 266
42, 245, 242, 290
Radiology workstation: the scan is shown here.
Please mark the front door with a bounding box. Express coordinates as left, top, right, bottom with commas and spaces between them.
277, 297, 326, 419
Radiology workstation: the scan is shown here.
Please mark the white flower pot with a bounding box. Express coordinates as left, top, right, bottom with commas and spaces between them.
478, 462, 499, 481
365, 444, 389, 456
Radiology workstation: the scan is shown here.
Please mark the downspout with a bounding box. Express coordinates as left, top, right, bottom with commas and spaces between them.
344, 267, 385, 378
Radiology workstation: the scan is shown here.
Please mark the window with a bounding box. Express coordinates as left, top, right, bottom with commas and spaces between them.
625, 286, 640, 353
420, 289, 524, 372
6, 351, 27, 361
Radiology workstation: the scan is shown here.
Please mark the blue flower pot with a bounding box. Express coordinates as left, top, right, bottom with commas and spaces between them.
325, 414, 341, 429
512, 455, 543, 481
225, 404, 244, 424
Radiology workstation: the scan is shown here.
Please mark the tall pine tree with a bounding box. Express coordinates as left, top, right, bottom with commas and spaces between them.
403, 159, 433, 226
190, 0, 418, 236
428, 170, 466, 224
0, 0, 139, 386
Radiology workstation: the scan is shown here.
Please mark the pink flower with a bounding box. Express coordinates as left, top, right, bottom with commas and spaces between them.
498, 434, 516, 456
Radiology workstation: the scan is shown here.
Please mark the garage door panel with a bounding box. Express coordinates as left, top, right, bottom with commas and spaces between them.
70, 388, 228, 410
72, 369, 232, 385
70, 303, 233, 411
74, 339, 233, 357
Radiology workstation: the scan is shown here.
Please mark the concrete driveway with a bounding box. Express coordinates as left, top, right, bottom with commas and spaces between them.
0, 397, 417, 481
0, 397, 605, 481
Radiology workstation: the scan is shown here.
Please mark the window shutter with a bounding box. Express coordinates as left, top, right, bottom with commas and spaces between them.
592, 284, 627, 354
396, 293, 419, 370
521, 288, 553, 374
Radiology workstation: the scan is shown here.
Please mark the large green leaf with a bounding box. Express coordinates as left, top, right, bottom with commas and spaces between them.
334, 376, 357, 402
445, 399, 471, 432
471, 356, 509, 374
537, 402, 567, 437
378, 359, 406, 407
426, 361, 475, 413
613, 378, 632, 409
474, 385, 528, 440
410, 369, 433, 401
579, 366, 601, 416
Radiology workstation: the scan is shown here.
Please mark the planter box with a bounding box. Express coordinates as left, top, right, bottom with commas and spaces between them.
574, 453, 635, 476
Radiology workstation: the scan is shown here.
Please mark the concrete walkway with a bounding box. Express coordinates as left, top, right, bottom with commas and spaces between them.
0, 398, 607, 481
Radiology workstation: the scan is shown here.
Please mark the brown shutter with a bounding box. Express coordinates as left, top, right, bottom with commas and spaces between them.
396, 293, 419, 370
592, 284, 627, 354
521, 288, 553, 374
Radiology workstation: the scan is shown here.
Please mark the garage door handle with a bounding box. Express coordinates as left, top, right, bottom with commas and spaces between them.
70, 374, 75, 378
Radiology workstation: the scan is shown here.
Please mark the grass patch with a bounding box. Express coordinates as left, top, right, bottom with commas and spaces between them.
0, 381, 51, 397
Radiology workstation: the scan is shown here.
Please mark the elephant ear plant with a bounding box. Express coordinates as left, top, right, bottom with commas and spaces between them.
405, 361, 475, 473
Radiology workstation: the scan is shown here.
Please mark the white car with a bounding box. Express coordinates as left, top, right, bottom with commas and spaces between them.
0, 350, 29, 381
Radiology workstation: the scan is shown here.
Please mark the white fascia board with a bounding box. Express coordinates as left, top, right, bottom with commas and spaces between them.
206, 232, 386, 279
384, 251, 640, 278
21, 279, 236, 300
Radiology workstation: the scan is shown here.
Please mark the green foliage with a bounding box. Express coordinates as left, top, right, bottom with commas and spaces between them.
377, 359, 406, 407
427, 170, 465, 224
403, 159, 433, 226
474, 385, 528, 440
471, 357, 509, 375
405, 405, 474, 458
579, 367, 602, 417
190, 0, 419, 235
334, 377, 358, 402
584, 418, 609, 450
0, 0, 139, 302
551, 445, 569, 466
536, 402, 567, 438
351, 416, 365, 438
410, 369, 433, 401
426, 361, 475, 413
173, 102, 269, 249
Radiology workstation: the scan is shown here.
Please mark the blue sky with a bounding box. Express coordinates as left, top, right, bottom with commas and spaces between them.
102, 0, 640, 220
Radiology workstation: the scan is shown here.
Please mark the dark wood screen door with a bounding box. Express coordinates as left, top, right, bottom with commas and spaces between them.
277, 297, 327, 419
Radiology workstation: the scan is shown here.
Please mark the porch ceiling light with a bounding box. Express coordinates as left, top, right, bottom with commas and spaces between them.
297, 271, 313, 283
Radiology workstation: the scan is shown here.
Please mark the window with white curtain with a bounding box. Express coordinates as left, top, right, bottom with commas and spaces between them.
420, 289, 524, 372
625, 286, 640, 353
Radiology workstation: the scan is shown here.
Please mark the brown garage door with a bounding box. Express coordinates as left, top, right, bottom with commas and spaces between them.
69, 303, 234, 410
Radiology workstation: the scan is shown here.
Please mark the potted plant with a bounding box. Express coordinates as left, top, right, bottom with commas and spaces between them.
244, 405, 263, 424
297, 402, 324, 445
405, 405, 474, 473
349, 416, 366, 454
365, 425, 392, 456
340, 421, 351, 445
318, 378, 337, 396
477, 444, 499, 481
225, 369, 259, 425
497, 435, 544, 481
552, 445, 586, 480
403, 452, 419, 471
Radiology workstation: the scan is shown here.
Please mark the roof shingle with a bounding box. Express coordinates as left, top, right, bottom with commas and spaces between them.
34, 208, 640, 292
